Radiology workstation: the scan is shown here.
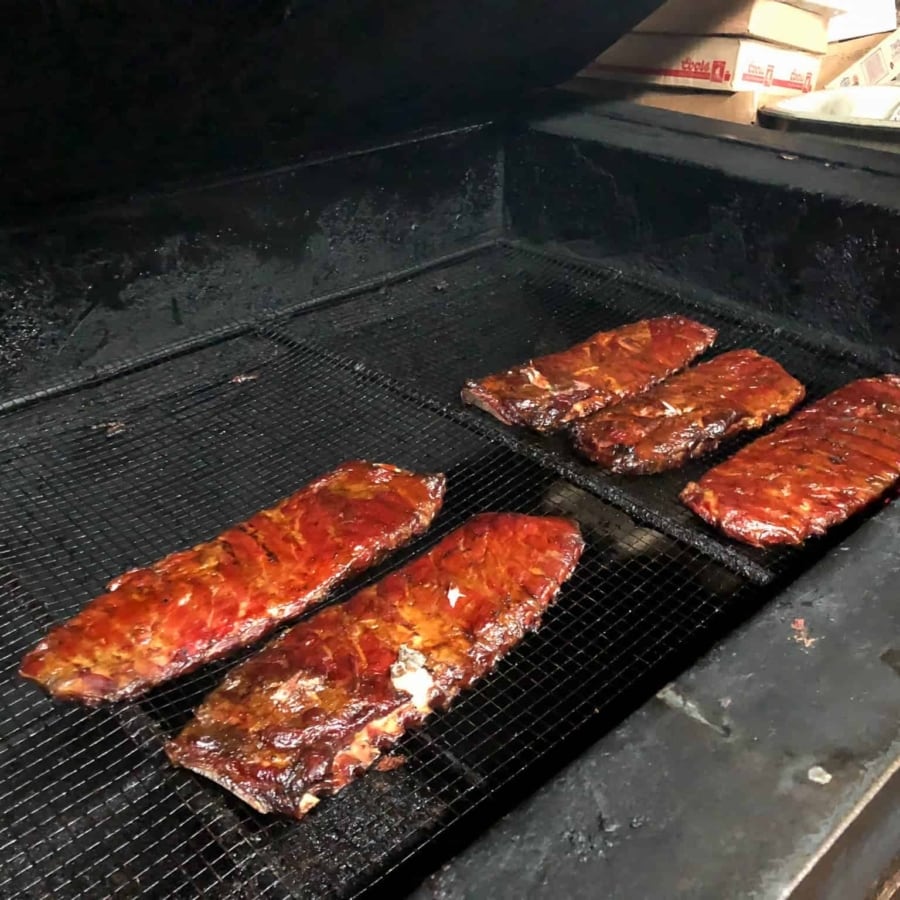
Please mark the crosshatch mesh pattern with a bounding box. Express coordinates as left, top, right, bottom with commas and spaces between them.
0, 241, 875, 899
282, 242, 882, 583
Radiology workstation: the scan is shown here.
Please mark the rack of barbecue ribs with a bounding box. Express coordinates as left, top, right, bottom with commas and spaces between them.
20, 461, 446, 703
681, 375, 900, 546
167, 512, 584, 817
461, 315, 717, 432
570, 350, 806, 474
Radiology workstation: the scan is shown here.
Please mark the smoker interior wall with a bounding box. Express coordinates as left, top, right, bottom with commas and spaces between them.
505, 129, 900, 359
6, 105, 899, 409
0, 126, 502, 400
0, 0, 662, 214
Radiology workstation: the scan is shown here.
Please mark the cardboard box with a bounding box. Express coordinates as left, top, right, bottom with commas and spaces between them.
789, 1, 848, 15
824, 27, 900, 87
564, 77, 777, 125
583, 34, 821, 93
635, 0, 830, 54
827, 0, 896, 42
816, 30, 893, 87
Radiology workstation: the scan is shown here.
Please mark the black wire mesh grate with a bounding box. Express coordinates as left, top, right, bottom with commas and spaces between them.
281, 241, 883, 583
0, 241, 869, 898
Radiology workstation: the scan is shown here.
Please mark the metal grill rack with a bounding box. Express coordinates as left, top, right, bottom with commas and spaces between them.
0, 241, 877, 899
281, 241, 882, 584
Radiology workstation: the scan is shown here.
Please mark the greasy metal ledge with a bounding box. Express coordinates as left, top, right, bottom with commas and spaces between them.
411, 501, 900, 899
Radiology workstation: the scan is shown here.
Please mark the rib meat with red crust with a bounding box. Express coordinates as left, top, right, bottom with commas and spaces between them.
681, 375, 900, 546
20, 461, 446, 704
570, 349, 805, 474
166, 512, 584, 817
461, 315, 717, 432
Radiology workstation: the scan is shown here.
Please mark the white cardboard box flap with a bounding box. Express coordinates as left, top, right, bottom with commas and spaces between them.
635, 0, 829, 54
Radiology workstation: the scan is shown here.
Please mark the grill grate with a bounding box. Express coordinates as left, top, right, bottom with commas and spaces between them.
0, 241, 874, 898
281, 242, 883, 583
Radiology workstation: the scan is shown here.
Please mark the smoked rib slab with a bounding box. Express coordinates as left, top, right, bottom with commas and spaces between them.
20, 461, 446, 704
570, 350, 806, 474
166, 512, 585, 818
681, 375, 900, 546
460, 315, 717, 432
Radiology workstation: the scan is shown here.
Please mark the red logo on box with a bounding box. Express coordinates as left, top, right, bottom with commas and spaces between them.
711, 59, 727, 83
765, 65, 774, 87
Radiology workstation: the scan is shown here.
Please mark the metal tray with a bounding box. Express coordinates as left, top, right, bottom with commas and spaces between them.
760, 86, 900, 152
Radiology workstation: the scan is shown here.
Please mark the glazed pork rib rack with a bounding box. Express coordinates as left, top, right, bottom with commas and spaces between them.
681, 376, 900, 547
19, 461, 446, 704
570, 349, 806, 475
167, 513, 584, 818
0, 108, 897, 900
461, 315, 716, 432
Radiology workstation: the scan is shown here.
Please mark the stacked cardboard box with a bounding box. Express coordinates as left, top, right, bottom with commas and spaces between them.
819, 27, 900, 88
581, 0, 832, 92
817, 0, 899, 89
575, 0, 840, 124
826, 0, 896, 42
575, 0, 899, 125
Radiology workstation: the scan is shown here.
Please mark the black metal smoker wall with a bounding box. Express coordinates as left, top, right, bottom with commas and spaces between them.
5, 113, 900, 405
0, 0, 662, 214
505, 125, 900, 359
0, 126, 503, 400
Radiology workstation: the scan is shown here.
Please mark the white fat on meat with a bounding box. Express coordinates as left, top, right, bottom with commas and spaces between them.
390, 645, 434, 714
522, 366, 551, 389
331, 647, 436, 784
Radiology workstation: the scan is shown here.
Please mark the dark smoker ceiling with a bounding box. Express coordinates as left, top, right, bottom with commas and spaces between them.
1, 0, 663, 215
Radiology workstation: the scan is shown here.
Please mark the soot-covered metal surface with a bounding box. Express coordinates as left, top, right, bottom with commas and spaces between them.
0, 241, 888, 898
409, 501, 900, 900
2, 101, 897, 900
0, 125, 502, 400
505, 117, 900, 361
